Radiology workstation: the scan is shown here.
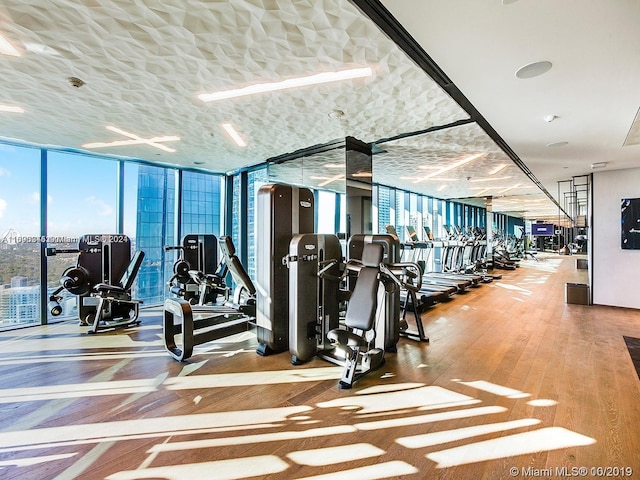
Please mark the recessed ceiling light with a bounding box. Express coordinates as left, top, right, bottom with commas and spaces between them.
502, 0, 519, 4
515, 61, 552, 79
546, 141, 568, 148
199, 67, 373, 102
0, 104, 24, 113
193, 161, 205, 165
591, 162, 607, 169
0, 34, 20, 57
82, 125, 180, 152
543, 115, 557, 123
221, 123, 247, 147
328, 109, 345, 120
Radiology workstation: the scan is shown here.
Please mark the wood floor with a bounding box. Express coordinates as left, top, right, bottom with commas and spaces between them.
1, 254, 639, 479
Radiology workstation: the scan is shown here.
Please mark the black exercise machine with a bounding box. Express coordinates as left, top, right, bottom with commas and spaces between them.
165, 234, 228, 305
47, 234, 145, 334
327, 243, 389, 389
163, 236, 256, 361
255, 183, 315, 356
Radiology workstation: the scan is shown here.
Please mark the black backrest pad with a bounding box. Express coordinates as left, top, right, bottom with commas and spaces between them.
219, 236, 236, 257
361, 243, 384, 267
344, 266, 379, 331
228, 257, 256, 295
219, 236, 255, 295
121, 251, 145, 291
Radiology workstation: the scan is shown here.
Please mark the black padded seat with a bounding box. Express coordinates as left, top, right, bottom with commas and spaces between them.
327, 328, 367, 347
93, 283, 126, 295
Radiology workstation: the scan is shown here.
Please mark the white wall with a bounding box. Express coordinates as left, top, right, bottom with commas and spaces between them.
592, 168, 640, 308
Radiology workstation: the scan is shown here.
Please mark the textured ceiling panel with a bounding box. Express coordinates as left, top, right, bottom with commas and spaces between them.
0, 0, 468, 173
623, 107, 640, 147
373, 123, 560, 219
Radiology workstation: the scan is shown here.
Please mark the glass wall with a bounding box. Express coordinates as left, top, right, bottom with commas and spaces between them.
181, 171, 222, 235
47, 151, 119, 321
247, 168, 269, 279
0, 139, 224, 329
131, 165, 177, 305
0, 145, 41, 329
317, 190, 338, 234
374, 183, 489, 242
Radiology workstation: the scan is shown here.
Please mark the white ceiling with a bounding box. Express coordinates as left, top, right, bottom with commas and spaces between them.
2, 0, 637, 223
381, 0, 640, 208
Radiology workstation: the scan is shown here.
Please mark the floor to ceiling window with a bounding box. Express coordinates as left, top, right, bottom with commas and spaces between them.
46, 151, 118, 321
0, 144, 41, 329
247, 168, 268, 280
181, 171, 222, 235
124, 164, 177, 305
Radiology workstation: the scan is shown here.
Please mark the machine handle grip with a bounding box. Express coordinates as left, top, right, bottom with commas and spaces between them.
46, 247, 81, 256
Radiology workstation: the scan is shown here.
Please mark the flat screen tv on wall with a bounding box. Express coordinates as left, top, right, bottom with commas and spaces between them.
531, 223, 554, 236
621, 198, 640, 250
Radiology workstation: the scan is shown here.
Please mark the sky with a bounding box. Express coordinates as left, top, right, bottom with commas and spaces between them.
0, 143, 138, 239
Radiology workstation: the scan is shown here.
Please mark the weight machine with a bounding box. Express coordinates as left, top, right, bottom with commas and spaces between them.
47, 234, 144, 334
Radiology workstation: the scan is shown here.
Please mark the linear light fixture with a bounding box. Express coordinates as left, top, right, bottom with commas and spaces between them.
0, 104, 24, 113
199, 67, 373, 103
0, 34, 20, 57
499, 184, 525, 194
351, 172, 373, 178
82, 126, 180, 152
489, 164, 507, 175
221, 123, 247, 147
414, 153, 485, 183
469, 176, 511, 183
310, 174, 345, 187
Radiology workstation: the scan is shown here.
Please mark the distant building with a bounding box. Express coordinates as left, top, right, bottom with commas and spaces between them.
0, 284, 39, 325
10, 276, 27, 288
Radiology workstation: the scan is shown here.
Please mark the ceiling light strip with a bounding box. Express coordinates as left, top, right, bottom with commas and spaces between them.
414, 153, 484, 183
199, 67, 373, 102
222, 123, 247, 147
0, 34, 20, 57
82, 126, 179, 152
470, 176, 511, 183
318, 174, 345, 187
489, 164, 507, 175
0, 104, 24, 113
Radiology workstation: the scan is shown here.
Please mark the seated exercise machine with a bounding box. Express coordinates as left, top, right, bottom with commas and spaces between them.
327, 243, 390, 389
163, 236, 256, 361
47, 234, 145, 334
165, 234, 227, 305
288, 232, 429, 369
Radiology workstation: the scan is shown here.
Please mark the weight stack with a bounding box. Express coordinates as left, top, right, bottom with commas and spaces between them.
255, 184, 314, 355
